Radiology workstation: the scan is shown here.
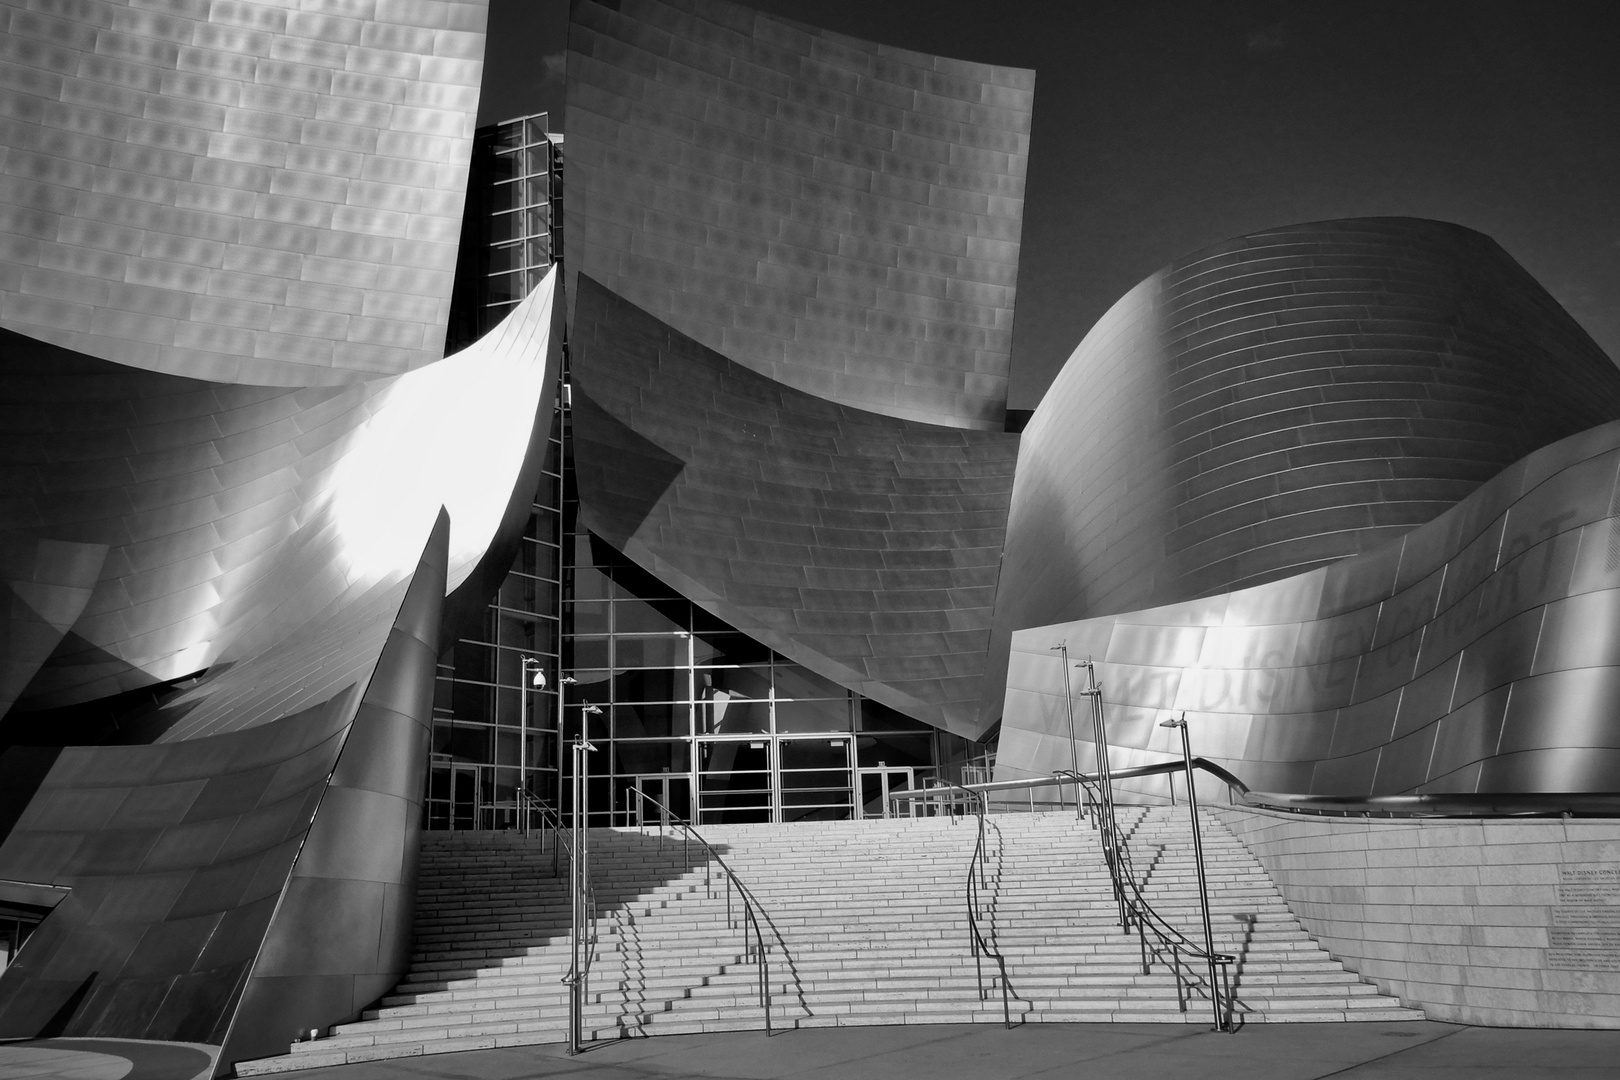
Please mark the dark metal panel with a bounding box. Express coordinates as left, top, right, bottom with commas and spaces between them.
0, 690, 353, 1043
571, 276, 1019, 737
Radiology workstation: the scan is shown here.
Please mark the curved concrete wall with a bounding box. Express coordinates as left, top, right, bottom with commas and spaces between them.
0, 0, 487, 384
998, 420, 1620, 797
571, 276, 1019, 737
564, 0, 1033, 430
1, 269, 559, 715
984, 218, 1620, 725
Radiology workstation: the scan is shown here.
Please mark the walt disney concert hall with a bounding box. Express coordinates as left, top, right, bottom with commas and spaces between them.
0, 0, 1616, 1072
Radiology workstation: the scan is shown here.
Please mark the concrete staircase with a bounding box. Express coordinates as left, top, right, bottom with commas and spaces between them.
234, 808, 1421, 1073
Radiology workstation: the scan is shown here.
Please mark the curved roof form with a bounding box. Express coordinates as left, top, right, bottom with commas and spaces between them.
998, 420, 1620, 797
0, 268, 560, 716
983, 218, 1620, 727
0, 0, 488, 385
564, 0, 1034, 430
570, 275, 1019, 737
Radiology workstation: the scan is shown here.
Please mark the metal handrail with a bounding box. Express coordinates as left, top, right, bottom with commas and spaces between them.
891, 761, 1620, 819
1058, 769, 1236, 1029
624, 788, 777, 1035
929, 777, 1013, 1027
515, 787, 597, 988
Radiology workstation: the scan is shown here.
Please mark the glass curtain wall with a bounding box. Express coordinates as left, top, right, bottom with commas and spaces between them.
560, 533, 954, 826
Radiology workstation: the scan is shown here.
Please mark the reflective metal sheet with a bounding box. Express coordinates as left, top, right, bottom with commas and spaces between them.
563, 0, 1032, 430
984, 219, 1620, 727
1, 269, 559, 718
1000, 419, 1620, 796
0, 0, 489, 385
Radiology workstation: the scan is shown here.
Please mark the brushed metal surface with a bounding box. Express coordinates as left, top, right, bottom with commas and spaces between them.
985, 218, 1620, 726
0, 513, 446, 1055
563, 0, 1033, 430
0, 0, 488, 385
998, 419, 1620, 798
1, 269, 559, 718
570, 275, 1019, 737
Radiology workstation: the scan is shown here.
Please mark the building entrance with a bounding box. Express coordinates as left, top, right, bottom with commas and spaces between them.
858, 766, 915, 818
624, 771, 693, 825
426, 758, 482, 831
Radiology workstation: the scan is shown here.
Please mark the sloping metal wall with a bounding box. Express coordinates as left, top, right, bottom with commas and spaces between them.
570, 275, 1018, 737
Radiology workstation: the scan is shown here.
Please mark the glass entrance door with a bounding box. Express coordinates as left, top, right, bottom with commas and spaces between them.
780, 737, 853, 821
697, 739, 772, 823
626, 772, 693, 825
858, 766, 914, 819
427, 760, 481, 831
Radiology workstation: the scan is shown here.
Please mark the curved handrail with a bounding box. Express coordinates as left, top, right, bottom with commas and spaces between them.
516, 786, 597, 986
624, 787, 778, 1034
929, 777, 1013, 1028
892, 761, 1620, 819
1056, 770, 1235, 1005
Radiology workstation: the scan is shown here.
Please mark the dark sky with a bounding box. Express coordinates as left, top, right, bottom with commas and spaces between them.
481, 0, 1620, 412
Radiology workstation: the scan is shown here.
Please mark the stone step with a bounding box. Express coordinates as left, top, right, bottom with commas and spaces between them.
234, 808, 1422, 1075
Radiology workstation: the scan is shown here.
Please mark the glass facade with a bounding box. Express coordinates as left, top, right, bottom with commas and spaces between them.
427, 113, 991, 831
445, 112, 564, 354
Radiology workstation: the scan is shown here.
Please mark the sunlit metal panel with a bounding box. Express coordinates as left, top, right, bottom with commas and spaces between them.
564, 0, 1033, 430
0, 268, 560, 717
999, 419, 1620, 797
984, 218, 1620, 726
0, 0, 489, 384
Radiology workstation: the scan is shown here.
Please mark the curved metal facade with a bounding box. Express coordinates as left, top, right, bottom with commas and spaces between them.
0, 512, 446, 1057
0, 0, 488, 385
983, 218, 1620, 726
570, 275, 1019, 737
0, 269, 559, 714
564, 0, 1033, 430
998, 420, 1620, 797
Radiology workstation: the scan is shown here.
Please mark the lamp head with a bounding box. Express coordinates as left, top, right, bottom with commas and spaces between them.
582, 703, 603, 715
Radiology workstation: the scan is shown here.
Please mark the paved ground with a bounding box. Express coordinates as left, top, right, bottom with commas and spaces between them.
5, 1022, 1619, 1080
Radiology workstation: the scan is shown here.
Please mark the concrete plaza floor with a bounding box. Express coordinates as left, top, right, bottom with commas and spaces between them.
5, 1021, 1620, 1080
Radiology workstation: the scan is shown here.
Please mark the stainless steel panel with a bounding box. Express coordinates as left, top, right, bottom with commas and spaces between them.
0, 0, 489, 385
570, 276, 1018, 738
985, 220, 1620, 727
2, 268, 558, 718
1000, 418, 1620, 796
563, 0, 1032, 430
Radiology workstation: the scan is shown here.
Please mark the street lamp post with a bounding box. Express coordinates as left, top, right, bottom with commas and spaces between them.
1078, 657, 1127, 929
567, 704, 600, 1055
1160, 712, 1226, 1032
519, 656, 545, 830
1049, 642, 1081, 818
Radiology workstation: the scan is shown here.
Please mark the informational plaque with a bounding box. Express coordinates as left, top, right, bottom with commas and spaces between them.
1548, 865, 1620, 972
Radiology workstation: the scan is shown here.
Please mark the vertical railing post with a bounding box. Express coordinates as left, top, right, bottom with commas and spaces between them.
1050, 642, 1081, 817
1081, 658, 1128, 931
1161, 714, 1225, 1031
567, 732, 597, 1054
